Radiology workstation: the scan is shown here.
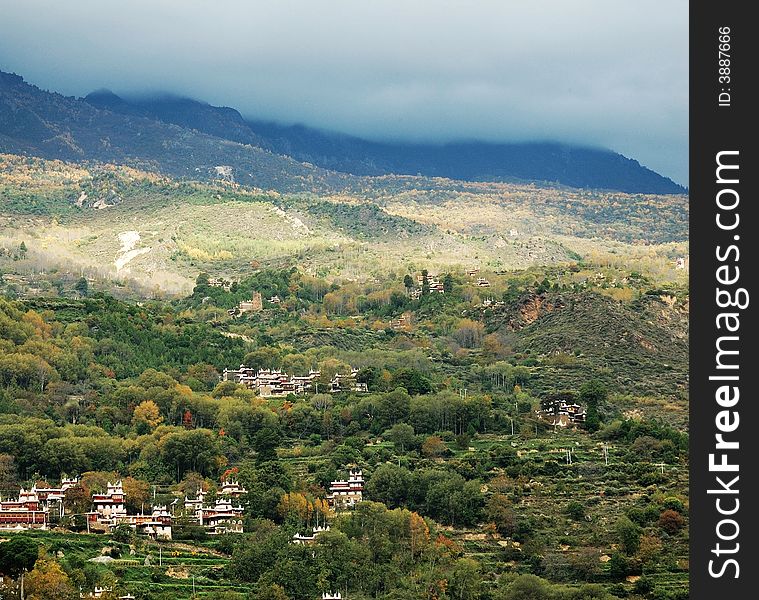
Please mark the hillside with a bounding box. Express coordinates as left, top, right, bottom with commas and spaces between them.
0, 260, 690, 599
0, 154, 688, 296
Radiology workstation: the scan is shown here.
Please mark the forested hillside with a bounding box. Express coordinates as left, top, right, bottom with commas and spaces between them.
0, 259, 688, 599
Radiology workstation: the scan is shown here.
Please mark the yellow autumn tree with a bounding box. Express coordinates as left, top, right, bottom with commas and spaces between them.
24, 554, 77, 600
277, 492, 313, 525
132, 400, 163, 431
409, 511, 430, 558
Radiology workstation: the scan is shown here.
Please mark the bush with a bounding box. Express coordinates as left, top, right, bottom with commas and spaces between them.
657, 509, 686, 534
565, 500, 586, 521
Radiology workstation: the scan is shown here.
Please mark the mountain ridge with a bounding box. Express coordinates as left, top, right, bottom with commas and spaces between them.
0, 70, 685, 194
87, 87, 686, 194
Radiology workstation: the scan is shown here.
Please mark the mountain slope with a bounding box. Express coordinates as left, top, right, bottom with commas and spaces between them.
0, 71, 348, 192
83, 89, 685, 194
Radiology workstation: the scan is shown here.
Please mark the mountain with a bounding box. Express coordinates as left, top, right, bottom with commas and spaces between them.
0, 71, 349, 192
0, 70, 684, 194
87, 89, 685, 195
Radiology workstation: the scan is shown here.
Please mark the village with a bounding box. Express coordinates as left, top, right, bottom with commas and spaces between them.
0, 470, 365, 538
221, 366, 368, 397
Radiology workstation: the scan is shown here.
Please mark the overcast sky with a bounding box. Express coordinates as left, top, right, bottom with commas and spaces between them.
0, 0, 688, 185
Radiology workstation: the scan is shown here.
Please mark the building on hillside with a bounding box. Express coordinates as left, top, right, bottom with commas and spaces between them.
80, 586, 112, 599
292, 525, 330, 545
330, 369, 368, 394
91, 481, 127, 522
208, 278, 232, 290
326, 469, 364, 509
220, 480, 248, 498
223, 366, 364, 397
476, 277, 491, 287
184, 489, 206, 512
108, 505, 173, 541
269, 295, 281, 304
537, 398, 587, 426
31, 477, 79, 516
196, 498, 244, 534
0, 489, 47, 530
88, 482, 173, 539
323, 593, 342, 600
228, 292, 263, 317
390, 312, 413, 331
417, 273, 444, 293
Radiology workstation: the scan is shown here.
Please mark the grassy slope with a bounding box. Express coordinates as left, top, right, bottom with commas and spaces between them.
1, 155, 688, 297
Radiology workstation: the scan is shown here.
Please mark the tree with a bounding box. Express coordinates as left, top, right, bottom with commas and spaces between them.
658, 509, 686, 534
244, 347, 283, 371
195, 272, 210, 289
392, 369, 432, 395
0, 453, 18, 490
486, 493, 517, 536
421, 269, 430, 296
122, 476, 151, 513
565, 500, 586, 521
453, 319, 485, 349
403, 274, 414, 291
366, 464, 410, 508
580, 379, 607, 432
74, 277, 89, 297
0, 536, 40, 578
616, 516, 642, 554
386, 423, 416, 452
421, 436, 446, 458
253, 584, 290, 600
498, 574, 553, 600
449, 558, 482, 600
607, 553, 630, 580
132, 400, 163, 433
377, 388, 411, 427
253, 427, 280, 462
443, 273, 454, 293
22, 554, 77, 600
408, 511, 430, 558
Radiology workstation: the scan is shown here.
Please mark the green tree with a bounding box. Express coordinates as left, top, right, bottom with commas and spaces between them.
616, 516, 642, 554
421, 270, 430, 296
74, 277, 89, 297
497, 574, 553, 600
366, 463, 410, 508
0, 536, 40, 578
580, 379, 607, 432
386, 423, 416, 452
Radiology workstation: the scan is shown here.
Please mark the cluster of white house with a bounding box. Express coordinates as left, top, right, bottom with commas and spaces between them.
0, 478, 249, 539
0, 477, 79, 529
537, 398, 588, 427
409, 273, 445, 299
0, 468, 365, 538
326, 469, 364, 509
222, 366, 368, 397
